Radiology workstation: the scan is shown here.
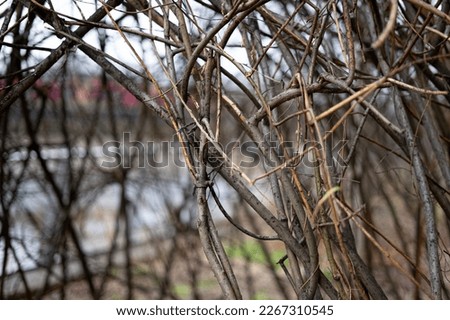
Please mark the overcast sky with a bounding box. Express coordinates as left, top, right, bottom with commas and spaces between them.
0, 0, 256, 89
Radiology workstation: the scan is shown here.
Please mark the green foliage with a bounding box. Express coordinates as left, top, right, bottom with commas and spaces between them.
172, 280, 217, 299
173, 283, 191, 298
251, 292, 271, 300
225, 240, 285, 267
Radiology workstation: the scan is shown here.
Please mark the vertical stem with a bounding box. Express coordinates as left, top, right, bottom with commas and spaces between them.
394, 89, 442, 299
196, 134, 241, 299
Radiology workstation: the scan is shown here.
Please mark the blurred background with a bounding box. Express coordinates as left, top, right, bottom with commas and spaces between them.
0, 0, 449, 299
